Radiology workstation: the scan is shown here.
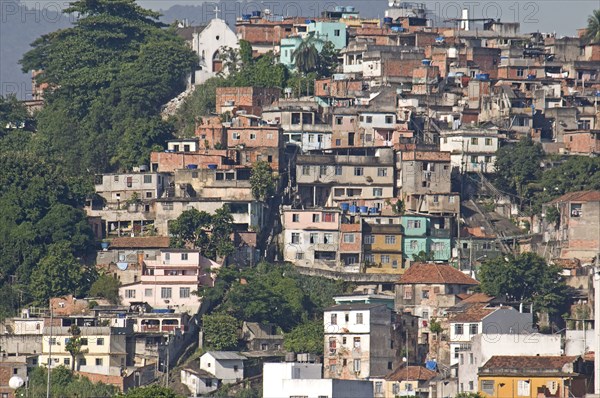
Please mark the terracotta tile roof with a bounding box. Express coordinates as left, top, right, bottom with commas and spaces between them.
397, 263, 479, 285
385, 365, 437, 382
109, 237, 171, 249
481, 356, 579, 372
548, 190, 600, 205
552, 258, 581, 269
449, 304, 496, 322
459, 293, 495, 304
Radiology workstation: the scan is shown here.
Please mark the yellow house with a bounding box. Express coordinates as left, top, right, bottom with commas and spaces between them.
363, 223, 404, 273
478, 356, 588, 398
372, 365, 437, 398
40, 322, 129, 377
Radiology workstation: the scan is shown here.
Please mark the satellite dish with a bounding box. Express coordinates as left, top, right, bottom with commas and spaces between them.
9, 376, 24, 389
116, 262, 128, 271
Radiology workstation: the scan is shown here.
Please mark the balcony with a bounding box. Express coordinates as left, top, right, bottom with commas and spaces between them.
429, 229, 451, 238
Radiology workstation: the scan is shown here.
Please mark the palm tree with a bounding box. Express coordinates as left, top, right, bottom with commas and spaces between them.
583, 9, 600, 44
292, 36, 320, 75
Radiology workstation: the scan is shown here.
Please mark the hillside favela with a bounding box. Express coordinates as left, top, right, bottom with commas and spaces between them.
1, 0, 600, 397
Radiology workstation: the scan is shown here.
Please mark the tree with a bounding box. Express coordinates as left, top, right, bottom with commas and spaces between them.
317, 41, 340, 77
583, 9, 600, 44
202, 313, 240, 350
250, 161, 277, 202
65, 325, 86, 371
20, 0, 197, 173
494, 136, 544, 200
29, 242, 88, 305
412, 251, 434, 262
20, 366, 117, 397
456, 393, 485, 398
478, 253, 571, 317
284, 320, 324, 355
89, 274, 121, 304
117, 385, 183, 398
292, 37, 321, 75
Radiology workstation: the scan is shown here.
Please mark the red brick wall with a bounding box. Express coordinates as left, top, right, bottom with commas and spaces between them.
384, 58, 423, 78
226, 126, 280, 148
216, 87, 279, 114
150, 152, 228, 172
565, 133, 600, 153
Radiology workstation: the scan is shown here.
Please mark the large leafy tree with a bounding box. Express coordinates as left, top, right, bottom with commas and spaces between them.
19, 366, 117, 397
478, 253, 571, 318
89, 274, 121, 304
20, 0, 197, 173
202, 313, 240, 350
494, 136, 544, 199
117, 385, 182, 398
250, 161, 277, 202
284, 320, 324, 354
583, 9, 600, 44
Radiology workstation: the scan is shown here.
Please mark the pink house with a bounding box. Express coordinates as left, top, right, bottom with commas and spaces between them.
119, 249, 221, 314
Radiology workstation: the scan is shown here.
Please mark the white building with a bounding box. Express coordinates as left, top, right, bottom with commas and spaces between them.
457, 333, 562, 394
199, 351, 245, 384
323, 304, 395, 380
179, 19, 239, 85
263, 362, 373, 398
564, 329, 596, 356
180, 364, 219, 396
439, 128, 499, 173
449, 304, 535, 367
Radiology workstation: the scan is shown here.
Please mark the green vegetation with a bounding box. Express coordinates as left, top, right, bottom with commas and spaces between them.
20, 0, 196, 173
583, 9, 600, 43
478, 253, 570, 318
283, 320, 324, 355
250, 161, 277, 202
65, 325, 85, 371
169, 206, 235, 260
202, 313, 240, 351
19, 366, 117, 397
117, 385, 183, 398
494, 136, 544, 201
89, 274, 121, 304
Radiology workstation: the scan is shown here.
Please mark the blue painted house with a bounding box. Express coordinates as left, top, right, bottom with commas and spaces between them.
401, 215, 452, 264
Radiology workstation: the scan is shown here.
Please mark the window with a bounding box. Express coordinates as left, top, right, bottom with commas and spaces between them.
181, 253, 188, 260
114, 175, 119, 182
96, 338, 104, 346
323, 213, 335, 222
455, 323, 464, 335
517, 68, 524, 77
385, 115, 394, 124
353, 337, 361, 349
295, 252, 304, 260
95, 358, 103, 366
393, 384, 400, 394
81, 338, 88, 346
364, 235, 374, 244
324, 233, 333, 244
354, 167, 364, 176
309, 233, 318, 244
469, 353, 474, 364
232, 132, 240, 140
392, 259, 398, 268
145, 191, 152, 198
407, 220, 421, 229
377, 168, 387, 177
143, 175, 152, 184
64, 358, 70, 366
471, 155, 478, 163
312, 214, 320, 223
381, 255, 390, 264
336, 117, 343, 125
432, 242, 446, 252
422, 310, 429, 319
302, 165, 310, 175
162, 202, 173, 211
482, 380, 494, 395
250, 133, 256, 140
319, 165, 327, 176
385, 235, 396, 244
343, 233, 355, 243
469, 324, 478, 334
79, 358, 87, 366
50, 337, 57, 345
356, 313, 363, 324
365, 254, 374, 264
335, 139, 341, 146
335, 165, 343, 175
330, 314, 337, 325
334, 29, 341, 36
292, 214, 299, 222
291, 232, 300, 244
145, 288, 152, 297
180, 287, 190, 298
353, 359, 361, 373
373, 188, 383, 197
403, 286, 413, 300
366, 116, 373, 123
422, 290, 429, 299
161, 287, 172, 299
571, 203, 582, 217
485, 138, 493, 146
330, 364, 337, 374
406, 383, 413, 391
470, 137, 478, 145
484, 155, 492, 163
469, 381, 474, 391
460, 354, 464, 364
125, 289, 136, 299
